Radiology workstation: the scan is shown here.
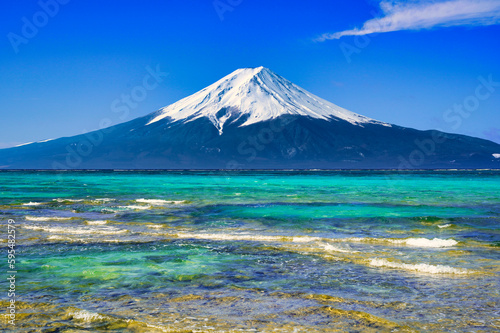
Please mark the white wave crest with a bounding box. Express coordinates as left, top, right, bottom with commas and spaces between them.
24, 225, 127, 235
119, 205, 151, 210
291, 235, 323, 243
175, 232, 322, 243
85, 220, 108, 225
53, 198, 84, 203
48, 236, 128, 243
25, 216, 73, 221
320, 242, 357, 253
48, 235, 79, 242
390, 237, 458, 248
369, 258, 469, 275
170, 233, 458, 249
438, 224, 452, 228
22, 202, 44, 206
146, 224, 164, 229
136, 199, 187, 205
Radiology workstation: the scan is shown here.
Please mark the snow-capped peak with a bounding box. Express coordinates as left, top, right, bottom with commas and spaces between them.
146, 67, 389, 134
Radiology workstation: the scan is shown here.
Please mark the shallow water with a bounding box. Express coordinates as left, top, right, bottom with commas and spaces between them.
0, 170, 499, 332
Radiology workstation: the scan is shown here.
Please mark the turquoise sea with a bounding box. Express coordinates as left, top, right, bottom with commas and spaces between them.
1, 170, 499, 332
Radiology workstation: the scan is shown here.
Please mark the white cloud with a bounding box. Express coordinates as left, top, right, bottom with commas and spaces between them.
317, 0, 500, 41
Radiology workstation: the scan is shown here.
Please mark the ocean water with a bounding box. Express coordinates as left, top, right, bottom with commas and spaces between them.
0, 170, 499, 332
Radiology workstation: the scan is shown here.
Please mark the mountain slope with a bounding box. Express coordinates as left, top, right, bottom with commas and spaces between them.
145, 66, 389, 133
1, 67, 499, 169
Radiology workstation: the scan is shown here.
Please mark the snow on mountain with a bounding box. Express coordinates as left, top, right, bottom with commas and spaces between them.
14, 142, 34, 147
146, 66, 390, 134
2, 67, 499, 170
13, 138, 54, 148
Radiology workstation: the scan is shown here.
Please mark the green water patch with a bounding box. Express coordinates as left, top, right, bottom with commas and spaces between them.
213, 203, 487, 220
2, 171, 499, 208
1, 171, 499, 332
8, 240, 415, 300
17, 243, 233, 290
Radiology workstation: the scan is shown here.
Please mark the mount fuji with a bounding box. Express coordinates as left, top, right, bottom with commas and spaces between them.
1, 67, 499, 169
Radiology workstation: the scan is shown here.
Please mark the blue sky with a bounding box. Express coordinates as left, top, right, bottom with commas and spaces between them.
1, 0, 499, 148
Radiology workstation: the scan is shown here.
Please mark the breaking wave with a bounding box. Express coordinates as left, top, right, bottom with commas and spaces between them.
85, 220, 108, 225
136, 198, 187, 205
23, 225, 128, 235
25, 216, 73, 221
173, 232, 323, 243
53, 198, 84, 203
345, 237, 458, 248
22, 202, 44, 206
170, 232, 458, 248
389, 237, 458, 248
119, 205, 151, 210
368, 258, 469, 275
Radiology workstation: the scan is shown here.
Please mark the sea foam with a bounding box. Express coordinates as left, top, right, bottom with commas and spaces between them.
53, 198, 84, 203
344, 236, 458, 248
93, 198, 114, 202
68, 310, 105, 322
85, 220, 108, 225
320, 242, 357, 253
390, 237, 458, 248
119, 205, 151, 210
25, 216, 73, 221
24, 225, 127, 235
174, 232, 322, 243
136, 199, 186, 205
146, 224, 164, 229
369, 258, 468, 275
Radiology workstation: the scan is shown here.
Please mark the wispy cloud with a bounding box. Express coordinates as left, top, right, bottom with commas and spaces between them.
317, 0, 500, 41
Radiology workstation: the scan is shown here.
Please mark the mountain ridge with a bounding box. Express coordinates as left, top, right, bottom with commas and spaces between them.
1, 67, 499, 170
